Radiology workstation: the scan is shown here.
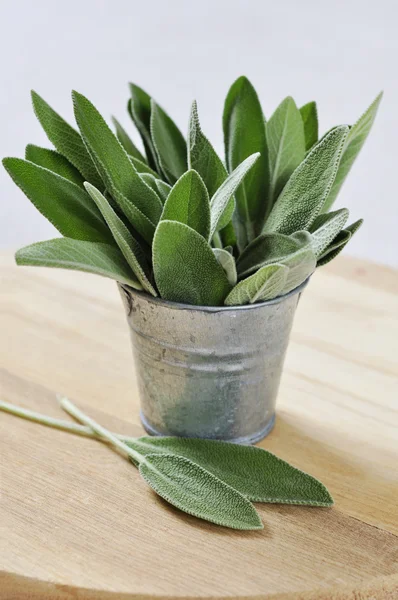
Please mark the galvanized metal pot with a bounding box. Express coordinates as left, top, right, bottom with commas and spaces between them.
118, 281, 307, 444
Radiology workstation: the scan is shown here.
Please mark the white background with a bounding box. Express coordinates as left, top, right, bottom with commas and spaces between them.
0, 0, 397, 267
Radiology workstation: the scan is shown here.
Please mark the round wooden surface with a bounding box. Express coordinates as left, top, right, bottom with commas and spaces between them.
0, 253, 397, 599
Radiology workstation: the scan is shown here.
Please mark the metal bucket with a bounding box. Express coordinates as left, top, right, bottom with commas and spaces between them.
119, 280, 307, 444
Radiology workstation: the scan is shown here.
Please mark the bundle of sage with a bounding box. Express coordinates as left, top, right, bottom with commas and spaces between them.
0, 398, 333, 530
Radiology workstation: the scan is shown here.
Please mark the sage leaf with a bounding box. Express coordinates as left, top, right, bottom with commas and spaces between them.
153, 220, 231, 305
161, 170, 210, 239
15, 238, 142, 289
223, 76, 270, 238
139, 454, 263, 530
3, 158, 112, 243
84, 183, 157, 296
225, 263, 288, 306
128, 437, 333, 506
267, 96, 306, 205
237, 231, 308, 278
263, 126, 349, 235
25, 145, 85, 187
140, 173, 162, 198
72, 91, 163, 243
128, 83, 160, 171
309, 208, 349, 258
150, 99, 187, 184
210, 153, 260, 239
300, 101, 318, 151
31, 91, 102, 188
323, 93, 382, 211
212, 248, 237, 286
111, 116, 146, 162
317, 219, 363, 266
281, 246, 316, 294
155, 179, 171, 203
130, 156, 159, 177
188, 100, 227, 197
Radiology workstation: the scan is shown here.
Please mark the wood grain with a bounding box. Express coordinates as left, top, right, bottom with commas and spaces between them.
0, 252, 397, 599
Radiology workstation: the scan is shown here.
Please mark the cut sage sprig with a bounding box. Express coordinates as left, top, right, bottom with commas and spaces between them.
0, 399, 333, 530
4, 79, 381, 306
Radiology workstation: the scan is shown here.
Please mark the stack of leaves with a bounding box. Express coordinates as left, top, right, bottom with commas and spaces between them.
0, 398, 333, 530
3, 78, 381, 306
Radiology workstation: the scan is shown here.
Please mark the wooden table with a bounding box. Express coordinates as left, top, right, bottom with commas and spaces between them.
0, 253, 397, 600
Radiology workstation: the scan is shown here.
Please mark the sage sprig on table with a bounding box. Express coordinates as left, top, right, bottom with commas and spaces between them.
0, 399, 333, 530
3, 79, 381, 306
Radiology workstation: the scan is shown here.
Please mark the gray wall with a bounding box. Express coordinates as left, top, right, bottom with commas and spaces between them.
1, 0, 396, 266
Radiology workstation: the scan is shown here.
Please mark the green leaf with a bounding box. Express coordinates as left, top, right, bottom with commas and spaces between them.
3, 158, 112, 243
309, 208, 349, 258
225, 263, 288, 306
153, 221, 231, 305
317, 219, 363, 266
188, 100, 228, 196
25, 145, 85, 187
128, 84, 160, 171
300, 101, 319, 151
263, 126, 349, 235
161, 170, 210, 239
72, 91, 162, 244
15, 238, 142, 289
150, 100, 187, 184
130, 156, 159, 177
223, 76, 269, 240
267, 96, 306, 205
155, 179, 171, 203
140, 173, 163, 197
84, 183, 157, 296
128, 437, 333, 506
323, 93, 382, 211
139, 454, 263, 530
111, 116, 146, 162
281, 246, 316, 294
237, 231, 308, 278
210, 153, 260, 239
31, 91, 102, 188
212, 248, 237, 286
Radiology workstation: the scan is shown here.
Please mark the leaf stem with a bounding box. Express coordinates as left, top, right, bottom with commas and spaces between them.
0, 399, 137, 444
212, 231, 223, 248
60, 398, 143, 464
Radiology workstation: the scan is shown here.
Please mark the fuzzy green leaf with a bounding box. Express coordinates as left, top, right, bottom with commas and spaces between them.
140, 173, 162, 197
212, 248, 237, 286
263, 126, 349, 235
153, 221, 231, 305
267, 96, 306, 205
84, 183, 156, 296
130, 156, 159, 177
111, 116, 146, 162
161, 170, 210, 239
317, 219, 363, 266
188, 100, 228, 196
309, 208, 349, 258
323, 93, 382, 211
25, 145, 85, 187
155, 179, 171, 203
225, 263, 288, 305
128, 84, 160, 171
237, 231, 308, 278
72, 91, 162, 244
223, 76, 270, 239
3, 158, 112, 243
300, 102, 319, 151
150, 100, 187, 184
15, 238, 142, 289
281, 246, 316, 294
128, 437, 333, 506
139, 454, 263, 530
210, 153, 260, 239
31, 91, 102, 188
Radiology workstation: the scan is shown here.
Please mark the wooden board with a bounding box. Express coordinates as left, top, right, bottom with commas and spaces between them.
0, 252, 397, 600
